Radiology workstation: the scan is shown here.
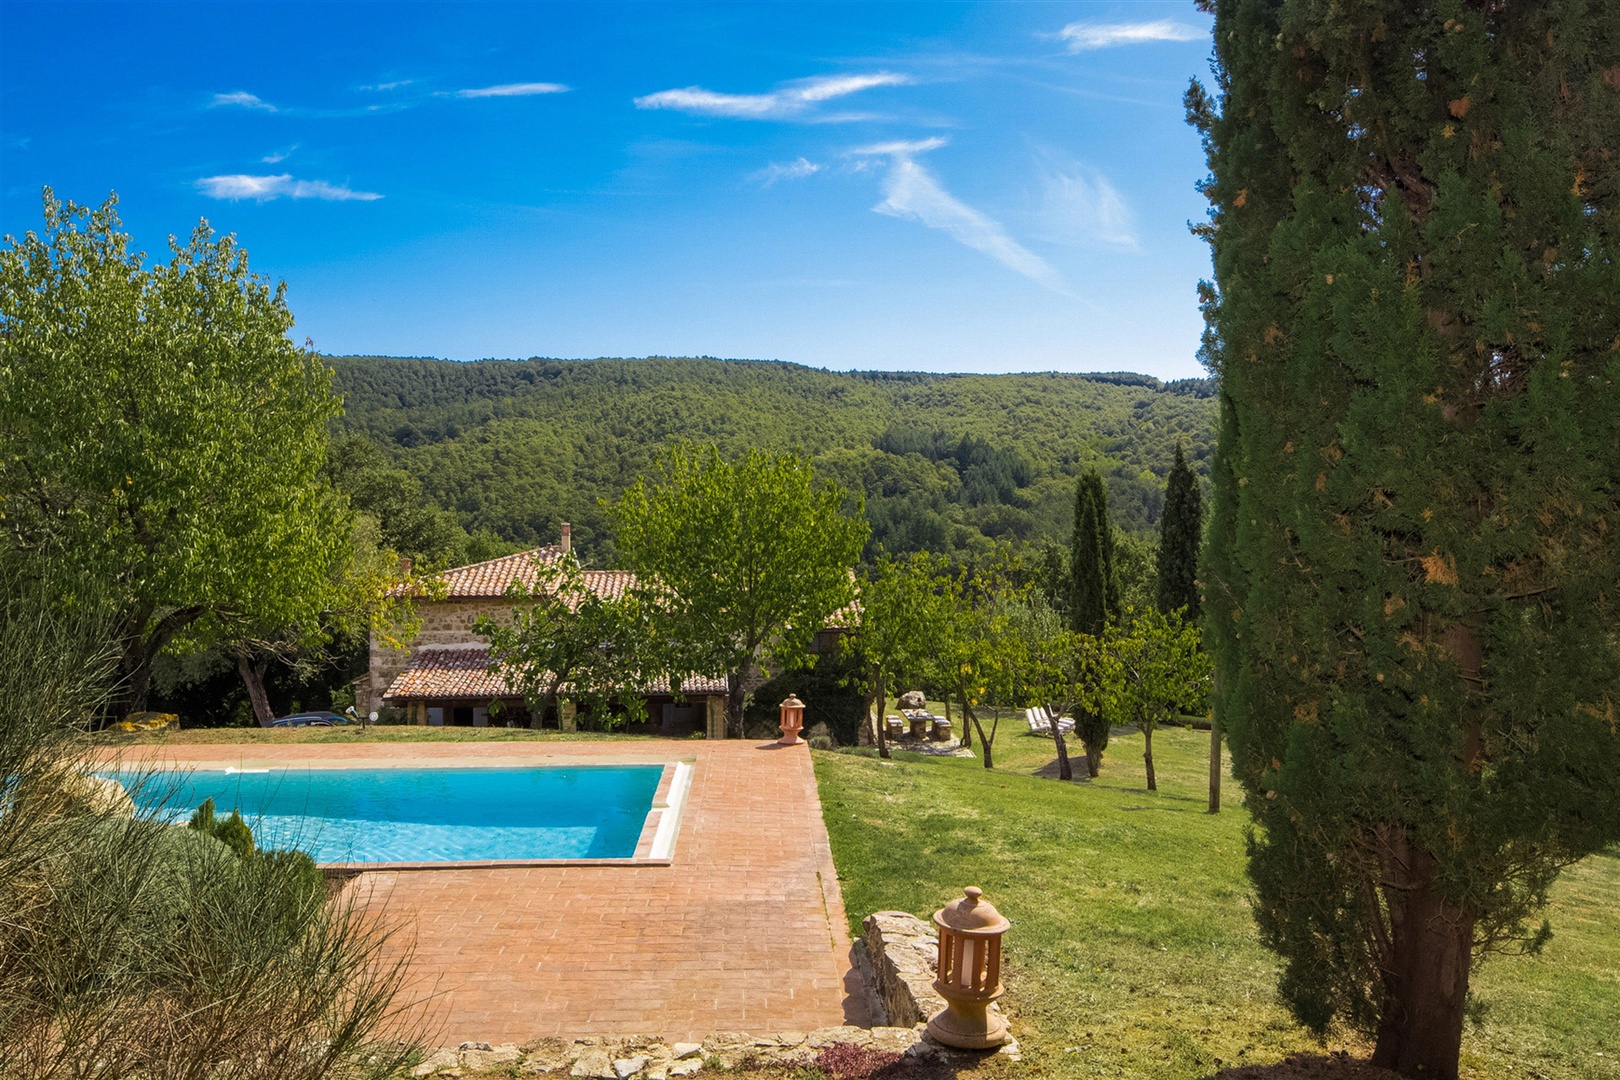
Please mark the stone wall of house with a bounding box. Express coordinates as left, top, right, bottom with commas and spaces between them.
364, 598, 516, 714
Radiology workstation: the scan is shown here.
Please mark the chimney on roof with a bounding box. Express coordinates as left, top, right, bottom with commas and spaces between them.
560, 522, 571, 553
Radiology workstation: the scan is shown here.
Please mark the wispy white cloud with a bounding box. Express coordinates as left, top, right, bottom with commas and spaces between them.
453, 82, 569, 98
635, 72, 909, 120
852, 139, 1063, 293
194, 174, 382, 202
361, 79, 414, 92
1037, 157, 1137, 249
852, 137, 948, 157
1057, 19, 1204, 52
751, 157, 822, 186
212, 91, 276, 111
261, 145, 298, 164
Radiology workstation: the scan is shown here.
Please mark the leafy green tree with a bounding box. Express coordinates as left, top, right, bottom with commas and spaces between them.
324, 434, 474, 567
0, 191, 348, 715
609, 443, 868, 737
1103, 607, 1210, 792
851, 553, 947, 759
1069, 469, 1119, 633
1006, 597, 1084, 779
924, 554, 1025, 770
217, 511, 411, 726
1111, 528, 1157, 620
1155, 444, 1202, 622
475, 555, 660, 728
1190, 2, 1620, 1074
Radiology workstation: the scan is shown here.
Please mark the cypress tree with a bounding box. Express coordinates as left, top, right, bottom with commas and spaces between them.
1069, 469, 1118, 635
1070, 469, 1119, 777
1191, 2, 1620, 1078
1155, 443, 1202, 622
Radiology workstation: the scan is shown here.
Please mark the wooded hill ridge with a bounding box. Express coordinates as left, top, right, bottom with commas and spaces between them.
329, 354, 1217, 565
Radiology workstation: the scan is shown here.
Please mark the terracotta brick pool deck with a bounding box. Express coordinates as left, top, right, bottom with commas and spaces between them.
100, 739, 862, 1044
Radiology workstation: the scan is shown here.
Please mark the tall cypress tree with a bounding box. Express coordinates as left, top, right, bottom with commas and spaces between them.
1155, 444, 1202, 622
1069, 469, 1119, 777
1069, 469, 1118, 635
1191, 2, 1620, 1078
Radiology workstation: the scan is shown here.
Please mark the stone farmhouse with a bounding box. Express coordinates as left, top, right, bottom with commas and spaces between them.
364, 524, 730, 737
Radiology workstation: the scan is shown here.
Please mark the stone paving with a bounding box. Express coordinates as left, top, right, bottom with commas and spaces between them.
100, 738, 862, 1045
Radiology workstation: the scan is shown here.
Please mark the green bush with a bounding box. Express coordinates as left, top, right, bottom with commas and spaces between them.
0, 556, 419, 1080
189, 797, 255, 858
746, 652, 865, 747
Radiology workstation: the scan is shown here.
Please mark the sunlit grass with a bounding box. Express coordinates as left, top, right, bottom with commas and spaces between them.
814, 720, 1620, 1079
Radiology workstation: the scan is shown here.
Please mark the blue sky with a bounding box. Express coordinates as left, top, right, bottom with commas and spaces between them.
1, 2, 1215, 378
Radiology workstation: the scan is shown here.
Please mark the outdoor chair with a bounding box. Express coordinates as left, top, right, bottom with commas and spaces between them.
1026, 705, 1074, 736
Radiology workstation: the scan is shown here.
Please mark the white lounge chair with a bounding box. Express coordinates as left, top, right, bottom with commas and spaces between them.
1026, 706, 1075, 736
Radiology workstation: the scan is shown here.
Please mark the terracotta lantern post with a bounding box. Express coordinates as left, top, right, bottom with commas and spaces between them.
778, 694, 806, 745
927, 886, 1010, 1049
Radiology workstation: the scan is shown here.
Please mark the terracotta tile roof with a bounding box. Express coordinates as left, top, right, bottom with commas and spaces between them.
823, 600, 859, 632
383, 648, 516, 700
581, 570, 634, 600
382, 647, 727, 702
423, 550, 636, 604
435, 546, 567, 598
642, 673, 730, 695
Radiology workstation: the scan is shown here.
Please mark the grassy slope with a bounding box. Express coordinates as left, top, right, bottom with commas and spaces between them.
814, 723, 1620, 1080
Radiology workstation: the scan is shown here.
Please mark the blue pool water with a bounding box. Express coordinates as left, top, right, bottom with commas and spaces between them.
105, 766, 664, 863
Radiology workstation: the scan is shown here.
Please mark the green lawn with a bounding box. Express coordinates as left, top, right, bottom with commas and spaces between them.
814, 719, 1620, 1080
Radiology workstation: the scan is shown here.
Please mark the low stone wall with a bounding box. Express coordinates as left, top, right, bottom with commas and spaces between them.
411, 1026, 990, 1078
861, 911, 947, 1028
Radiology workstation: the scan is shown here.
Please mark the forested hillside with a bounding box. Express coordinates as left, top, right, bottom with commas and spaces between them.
330, 355, 1217, 565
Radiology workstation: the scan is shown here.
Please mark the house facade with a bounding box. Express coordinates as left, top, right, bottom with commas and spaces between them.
364, 525, 730, 736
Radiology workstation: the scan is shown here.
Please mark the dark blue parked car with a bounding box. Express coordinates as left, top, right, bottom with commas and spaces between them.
267, 710, 346, 728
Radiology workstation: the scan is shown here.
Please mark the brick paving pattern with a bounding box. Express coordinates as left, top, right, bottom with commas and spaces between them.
103, 739, 857, 1044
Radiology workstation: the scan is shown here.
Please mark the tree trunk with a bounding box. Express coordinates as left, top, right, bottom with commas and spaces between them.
1076, 707, 1105, 778
1142, 724, 1156, 791
1208, 718, 1222, 813
237, 654, 274, 727
726, 669, 747, 739
874, 675, 890, 760
113, 605, 206, 719
957, 681, 992, 769
951, 696, 969, 750
1371, 845, 1475, 1080
1049, 712, 1073, 781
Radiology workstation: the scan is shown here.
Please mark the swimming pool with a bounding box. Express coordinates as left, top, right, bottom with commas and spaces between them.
105, 764, 688, 865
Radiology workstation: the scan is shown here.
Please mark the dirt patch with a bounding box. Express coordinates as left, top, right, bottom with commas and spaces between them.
1032, 759, 1093, 782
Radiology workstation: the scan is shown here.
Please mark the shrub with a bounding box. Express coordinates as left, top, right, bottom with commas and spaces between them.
0, 553, 421, 1080
746, 653, 865, 747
